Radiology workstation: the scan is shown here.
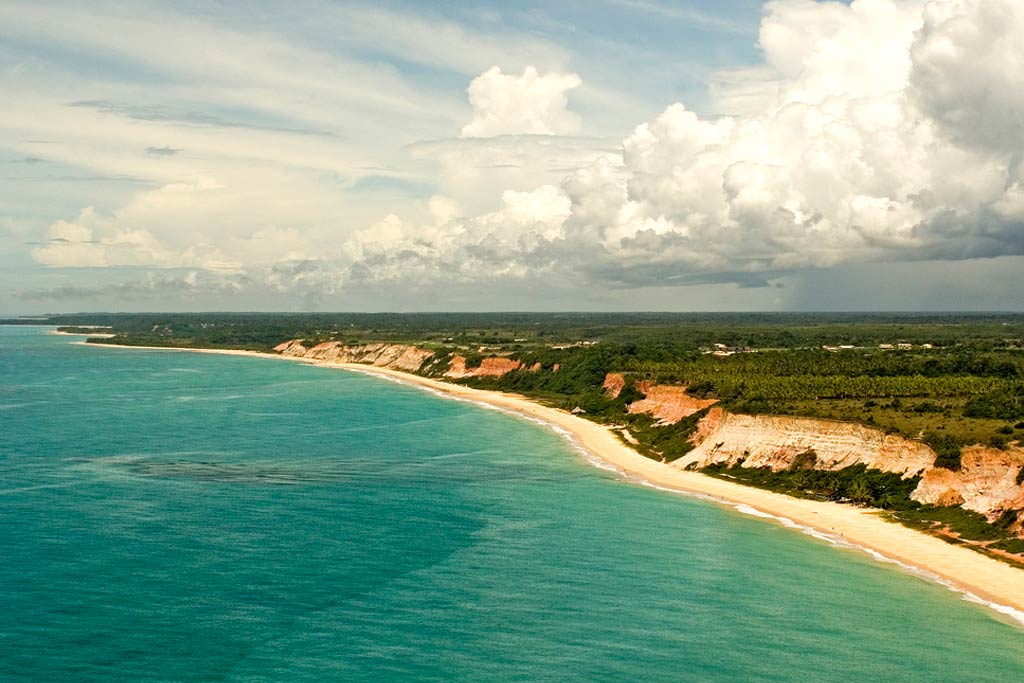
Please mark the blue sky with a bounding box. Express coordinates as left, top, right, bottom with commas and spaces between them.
3, 0, 1023, 312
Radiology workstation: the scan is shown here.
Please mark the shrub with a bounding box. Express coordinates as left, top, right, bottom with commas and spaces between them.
924, 432, 965, 470
686, 380, 717, 398
618, 383, 644, 405
992, 538, 1024, 555
701, 462, 920, 510
730, 395, 773, 415
461, 352, 484, 369
963, 384, 1024, 420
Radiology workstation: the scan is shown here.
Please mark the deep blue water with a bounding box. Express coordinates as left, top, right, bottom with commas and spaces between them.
1, 326, 1022, 682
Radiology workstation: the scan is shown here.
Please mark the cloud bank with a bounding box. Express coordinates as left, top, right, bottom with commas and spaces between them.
337, 0, 1024, 293
24, 0, 1024, 306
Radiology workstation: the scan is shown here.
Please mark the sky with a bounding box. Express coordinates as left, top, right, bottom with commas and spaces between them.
2, 0, 1023, 313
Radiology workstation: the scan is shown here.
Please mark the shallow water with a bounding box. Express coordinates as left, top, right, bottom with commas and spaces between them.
1, 327, 1022, 682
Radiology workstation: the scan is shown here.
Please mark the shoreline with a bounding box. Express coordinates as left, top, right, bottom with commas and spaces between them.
80, 340, 1024, 625
51, 330, 115, 338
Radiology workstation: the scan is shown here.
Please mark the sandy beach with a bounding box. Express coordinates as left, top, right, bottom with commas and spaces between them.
81, 340, 1024, 623
51, 330, 115, 338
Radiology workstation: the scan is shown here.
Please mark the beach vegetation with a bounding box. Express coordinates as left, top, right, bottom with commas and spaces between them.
700, 462, 920, 510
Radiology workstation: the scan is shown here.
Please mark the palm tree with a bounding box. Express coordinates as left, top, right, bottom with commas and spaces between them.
849, 479, 872, 505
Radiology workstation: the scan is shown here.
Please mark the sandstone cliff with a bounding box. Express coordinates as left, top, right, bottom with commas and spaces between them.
444, 355, 528, 379
271, 340, 539, 378
913, 445, 1024, 527
628, 381, 718, 425
273, 339, 308, 357
675, 409, 936, 477
602, 373, 717, 423
674, 404, 1024, 531
272, 340, 434, 372
602, 372, 626, 398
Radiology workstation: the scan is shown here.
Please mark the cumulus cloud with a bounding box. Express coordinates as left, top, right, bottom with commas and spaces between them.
340, 186, 571, 286
407, 65, 617, 215
461, 66, 582, 137
345, 0, 1024, 291
406, 134, 620, 213
909, 0, 1024, 152
593, 0, 1024, 274
31, 179, 237, 270
32, 211, 178, 268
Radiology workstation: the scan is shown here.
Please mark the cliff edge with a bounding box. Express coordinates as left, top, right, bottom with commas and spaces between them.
677, 404, 1024, 530
272, 340, 434, 372
676, 407, 935, 477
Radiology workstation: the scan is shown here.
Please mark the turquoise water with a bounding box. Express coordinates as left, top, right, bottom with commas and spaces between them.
1, 327, 1022, 682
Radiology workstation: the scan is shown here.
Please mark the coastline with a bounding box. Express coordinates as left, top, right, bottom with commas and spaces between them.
80, 340, 1024, 624
50, 330, 115, 338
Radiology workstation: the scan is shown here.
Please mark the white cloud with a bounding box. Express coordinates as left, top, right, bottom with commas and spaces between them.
31, 179, 255, 270
15, 0, 1024, 306
339, 185, 572, 285
332, 0, 1024, 292
407, 134, 620, 214
910, 0, 1024, 152
31, 217, 107, 267
461, 66, 582, 137
30, 203, 229, 270
427, 196, 461, 226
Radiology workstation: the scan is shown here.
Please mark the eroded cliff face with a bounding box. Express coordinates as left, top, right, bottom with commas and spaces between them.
602, 372, 626, 399
913, 446, 1024, 527
444, 355, 526, 379
628, 381, 718, 425
675, 410, 936, 478
602, 373, 717, 423
674, 405, 1024, 530
272, 340, 434, 372
272, 340, 538, 379
273, 340, 308, 357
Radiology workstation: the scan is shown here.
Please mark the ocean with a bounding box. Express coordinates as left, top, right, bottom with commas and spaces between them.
1, 326, 1022, 682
